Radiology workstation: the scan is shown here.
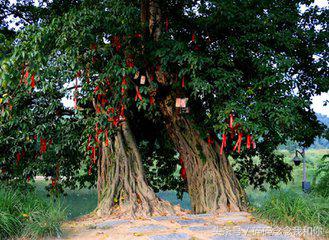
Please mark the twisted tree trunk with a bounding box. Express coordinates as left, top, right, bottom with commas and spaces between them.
159, 95, 247, 213
96, 121, 175, 218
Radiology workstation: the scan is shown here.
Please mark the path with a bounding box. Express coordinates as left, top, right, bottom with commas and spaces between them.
59, 211, 320, 240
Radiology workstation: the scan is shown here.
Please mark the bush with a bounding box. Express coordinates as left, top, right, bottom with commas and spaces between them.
313, 154, 329, 197
0, 187, 66, 239
252, 189, 329, 230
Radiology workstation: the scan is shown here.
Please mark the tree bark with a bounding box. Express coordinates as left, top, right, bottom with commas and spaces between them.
96, 121, 175, 218
159, 95, 248, 213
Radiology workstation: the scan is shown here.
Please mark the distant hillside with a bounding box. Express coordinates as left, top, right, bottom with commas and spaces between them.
311, 113, 329, 149
280, 113, 329, 150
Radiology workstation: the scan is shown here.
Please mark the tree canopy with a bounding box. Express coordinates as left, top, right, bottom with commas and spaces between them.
0, 0, 328, 200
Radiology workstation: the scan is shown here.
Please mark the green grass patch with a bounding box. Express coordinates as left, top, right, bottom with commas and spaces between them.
0, 186, 66, 239
250, 189, 329, 230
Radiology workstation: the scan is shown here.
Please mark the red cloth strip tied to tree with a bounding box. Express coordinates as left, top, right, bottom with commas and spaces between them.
165, 17, 169, 32
24, 71, 29, 85
40, 137, 47, 153
105, 129, 109, 147
229, 114, 234, 129
91, 146, 96, 164
247, 134, 251, 149
192, 33, 196, 42
86, 134, 92, 151
121, 76, 127, 94
179, 157, 187, 180
251, 136, 256, 149
181, 76, 185, 88
220, 134, 227, 155
207, 134, 214, 147
16, 152, 21, 165
31, 74, 35, 88
135, 86, 143, 101
233, 132, 243, 153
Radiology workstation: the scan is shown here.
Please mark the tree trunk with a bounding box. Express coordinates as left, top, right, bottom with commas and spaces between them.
96, 121, 175, 218
159, 96, 248, 213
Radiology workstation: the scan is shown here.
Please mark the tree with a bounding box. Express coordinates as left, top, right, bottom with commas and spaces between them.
1, 0, 328, 216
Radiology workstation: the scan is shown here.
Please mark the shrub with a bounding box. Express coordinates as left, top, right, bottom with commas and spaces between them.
252, 189, 329, 230
313, 154, 329, 197
0, 187, 66, 239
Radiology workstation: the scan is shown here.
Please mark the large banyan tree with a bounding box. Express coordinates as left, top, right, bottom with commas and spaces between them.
0, 0, 327, 217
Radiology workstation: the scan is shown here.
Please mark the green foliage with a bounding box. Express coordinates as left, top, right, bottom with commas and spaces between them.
0, 186, 66, 239
0, 0, 328, 195
252, 189, 329, 230
313, 154, 329, 197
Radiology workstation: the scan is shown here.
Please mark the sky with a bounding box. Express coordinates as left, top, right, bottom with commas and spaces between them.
6, 0, 329, 116
306, 0, 329, 116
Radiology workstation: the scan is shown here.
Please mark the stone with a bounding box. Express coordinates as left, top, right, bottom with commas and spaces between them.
185, 213, 212, 218
224, 212, 249, 216
211, 234, 246, 240
188, 225, 218, 231
263, 235, 292, 240
239, 223, 272, 230
129, 224, 168, 232
149, 233, 190, 240
218, 216, 249, 222
152, 216, 179, 221
96, 220, 130, 229
176, 219, 206, 225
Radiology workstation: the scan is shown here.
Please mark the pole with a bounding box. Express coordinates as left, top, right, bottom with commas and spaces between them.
301, 148, 310, 192
302, 148, 306, 182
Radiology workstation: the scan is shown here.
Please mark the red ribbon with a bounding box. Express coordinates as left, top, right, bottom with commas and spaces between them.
74, 98, 78, 110
134, 86, 143, 101
247, 135, 251, 149
51, 179, 56, 187
135, 33, 142, 38
120, 105, 125, 118
95, 123, 99, 143
192, 33, 195, 42
207, 135, 214, 147
121, 76, 127, 94
251, 136, 256, 149
86, 135, 92, 151
233, 132, 243, 153
91, 147, 96, 164
40, 137, 47, 153
24, 71, 29, 85
113, 36, 121, 52
181, 76, 185, 88
165, 17, 169, 32
16, 153, 21, 165
96, 105, 101, 114
31, 74, 35, 88
150, 96, 155, 105
179, 158, 187, 180
229, 114, 234, 129
105, 129, 109, 147
220, 134, 227, 155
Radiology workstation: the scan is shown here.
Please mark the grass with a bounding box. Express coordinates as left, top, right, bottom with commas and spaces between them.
16, 149, 328, 237
247, 149, 329, 233
0, 186, 66, 239
34, 181, 98, 219
249, 188, 329, 229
